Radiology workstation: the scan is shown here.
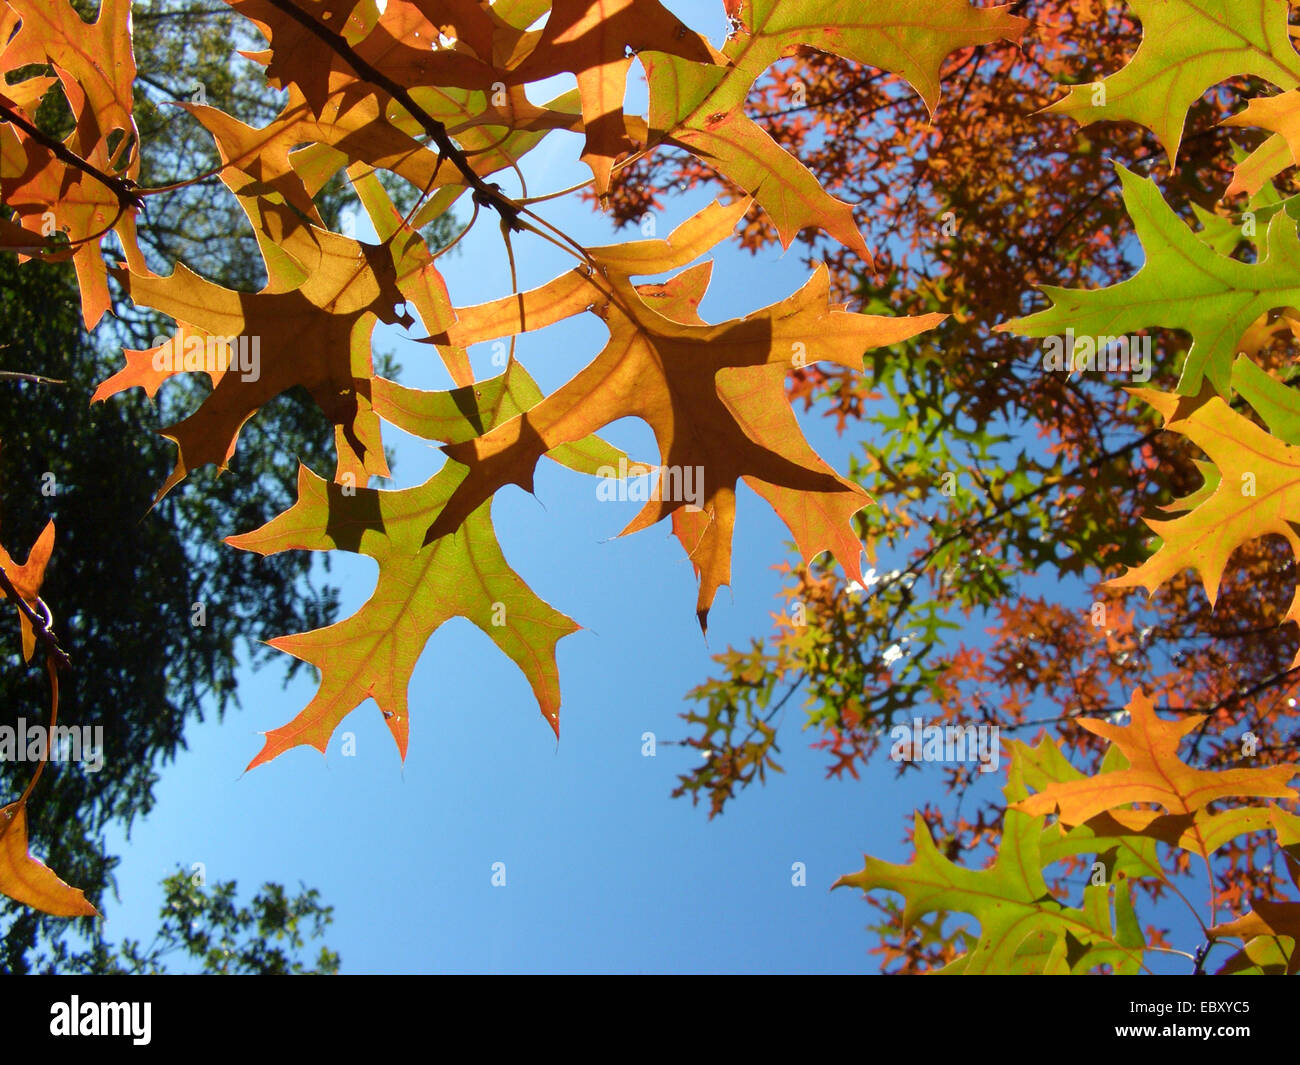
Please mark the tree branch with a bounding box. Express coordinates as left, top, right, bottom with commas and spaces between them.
263, 0, 524, 231
0, 99, 143, 212
0, 370, 66, 386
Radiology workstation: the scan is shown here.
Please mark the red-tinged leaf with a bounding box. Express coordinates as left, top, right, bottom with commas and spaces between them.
0, 0, 145, 327
1, 0, 137, 148
232, 0, 712, 194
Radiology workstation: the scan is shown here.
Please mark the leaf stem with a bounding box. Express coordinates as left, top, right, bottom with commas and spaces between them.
0, 566, 72, 671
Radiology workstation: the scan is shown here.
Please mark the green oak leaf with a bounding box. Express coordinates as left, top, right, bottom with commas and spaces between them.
1001, 164, 1300, 397
224, 364, 611, 769
1045, 0, 1300, 165
834, 740, 1146, 974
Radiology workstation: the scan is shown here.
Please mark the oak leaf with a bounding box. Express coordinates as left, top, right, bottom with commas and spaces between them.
0, 0, 145, 327
507, 0, 718, 194
835, 740, 1145, 974
1106, 362, 1300, 625
110, 208, 412, 497
1013, 689, 1298, 827
1209, 806, 1300, 973
426, 199, 944, 627
0, 802, 97, 917
232, 0, 713, 194
1002, 165, 1300, 397
0, 518, 54, 662
1210, 901, 1300, 974
1223, 90, 1300, 198
642, 0, 1027, 259
224, 359, 627, 767
1044, 0, 1300, 166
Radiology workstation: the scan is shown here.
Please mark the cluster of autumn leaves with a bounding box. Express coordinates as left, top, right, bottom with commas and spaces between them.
1, 0, 1299, 972
829, 0, 1300, 972
3, 4, 1006, 791
837, 691, 1300, 974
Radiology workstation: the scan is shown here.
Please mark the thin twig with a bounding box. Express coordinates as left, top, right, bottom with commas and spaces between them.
17, 656, 60, 805
0, 370, 66, 386
263, 0, 523, 231
0, 99, 143, 212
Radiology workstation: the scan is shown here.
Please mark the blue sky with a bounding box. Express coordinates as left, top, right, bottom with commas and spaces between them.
82, 0, 1207, 974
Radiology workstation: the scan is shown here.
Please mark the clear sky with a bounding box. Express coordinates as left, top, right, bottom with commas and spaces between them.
88, 0, 1198, 975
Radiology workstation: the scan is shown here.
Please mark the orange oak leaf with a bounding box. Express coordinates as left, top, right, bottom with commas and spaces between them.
427, 199, 944, 627
109, 207, 412, 498
637, 259, 874, 624
0, 654, 96, 917
347, 165, 474, 387
506, 0, 718, 194
0, 74, 56, 115
0, 518, 54, 662
232, 0, 713, 194
91, 322, 230, 405
1, 0, 137, 147
232, 0, 494, 118
0, 0, 146, 328
1106, 376, 1300, 625
0, 213, 63, 255
239, 22, 585, 185
0, 88, 145, 330
0, 802, 97, 917
1013, 689, 1298, 827
1223, 90, 1300, 198
187, 18, 582, 257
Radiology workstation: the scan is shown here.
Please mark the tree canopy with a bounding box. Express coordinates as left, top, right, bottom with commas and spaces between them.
2, 0, 1299, 976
